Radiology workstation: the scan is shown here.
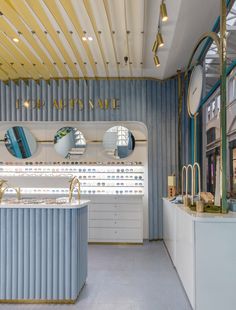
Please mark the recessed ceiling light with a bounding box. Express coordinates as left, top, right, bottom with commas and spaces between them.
12, 37, 19, 43
88, 36, 93, 41
82, 36, 87, 41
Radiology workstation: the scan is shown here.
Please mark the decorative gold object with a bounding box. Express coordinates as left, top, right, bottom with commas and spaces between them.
182, 162, 201, 207
69, 176, 80, 203
168, 175, 176, 198
196, 200, 204, 213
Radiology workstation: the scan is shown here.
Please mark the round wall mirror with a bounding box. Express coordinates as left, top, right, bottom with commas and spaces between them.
103, 126, 135, 159
4, 126, 37, 159
54, 127, 86, 159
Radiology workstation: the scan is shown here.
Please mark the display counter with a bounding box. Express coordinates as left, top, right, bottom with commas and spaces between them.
0, 199, 89, 304
163, 198, 236, 310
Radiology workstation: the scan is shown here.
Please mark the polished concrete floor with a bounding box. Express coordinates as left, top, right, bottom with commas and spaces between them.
0, 241, 192, 310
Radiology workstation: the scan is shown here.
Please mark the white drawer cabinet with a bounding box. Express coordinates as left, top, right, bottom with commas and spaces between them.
88, 195, 143, 243
163, 198, 236, 310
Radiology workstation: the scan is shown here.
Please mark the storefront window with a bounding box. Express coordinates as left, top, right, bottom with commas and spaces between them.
232, 147, 236, 195
206, 149, 218, 194
228, 77, 236, 103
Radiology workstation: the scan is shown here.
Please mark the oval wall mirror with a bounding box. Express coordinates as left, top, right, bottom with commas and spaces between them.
54, 127, 86, 159
4, 126, 37, 159
103, 126, 135, 159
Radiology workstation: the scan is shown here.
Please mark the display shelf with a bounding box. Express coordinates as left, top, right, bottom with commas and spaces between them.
0, 162, 145, 196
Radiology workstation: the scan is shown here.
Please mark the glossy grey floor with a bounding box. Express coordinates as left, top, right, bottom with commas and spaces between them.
0, 241, 192, 310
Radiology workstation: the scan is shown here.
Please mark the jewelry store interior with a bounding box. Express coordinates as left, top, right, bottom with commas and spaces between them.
0, 1, 235, 310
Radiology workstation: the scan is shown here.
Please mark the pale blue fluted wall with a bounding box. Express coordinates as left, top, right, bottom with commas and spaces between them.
0, 78, 181, 239
0, 206, 87, 300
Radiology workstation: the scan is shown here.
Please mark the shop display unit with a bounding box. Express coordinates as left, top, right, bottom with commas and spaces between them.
0, 162, 144, 244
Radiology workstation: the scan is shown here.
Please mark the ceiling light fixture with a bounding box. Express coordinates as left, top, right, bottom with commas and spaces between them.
88, 36, 93, 41
82, 36, 87, 41
157, 32, 164, 47
152, 40, 159, 53
154, 55, 160, 67
12, 37, 19, 43
160, 1, 168, 22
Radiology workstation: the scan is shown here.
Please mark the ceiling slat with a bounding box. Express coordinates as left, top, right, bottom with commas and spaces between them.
0, 0, 57, 77
0, 47, 30, 79
8, 0, 68, 77
0, 56, 18, 79
124, 0, 132, 76
0, 19, 50, 78
0, 66, 9, 80
0, 32, 41, 79
43, 0, 88, 77
27, 0, 78, 77
83, 0, 109, 77
103, 0, 120, 77
141, 0, 146, 76
60, 0, 98, 77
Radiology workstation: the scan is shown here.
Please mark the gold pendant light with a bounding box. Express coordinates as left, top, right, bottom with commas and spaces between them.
152, 40, 159, 53
154, 55, 160, 67
160, 1, 168, 22
157, 32, 164, 47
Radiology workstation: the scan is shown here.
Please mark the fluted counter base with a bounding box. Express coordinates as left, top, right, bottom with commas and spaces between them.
0, 206, 88, 303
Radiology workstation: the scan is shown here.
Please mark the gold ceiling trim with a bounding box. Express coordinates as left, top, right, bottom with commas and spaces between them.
26, 0, 78, 77
1, 0, 57, 77
43, 0, 87, 78
103, 0, 120, 77
60, 0, 98, 77
9, 0, 68, 77
0, 76, 179, 83
83, 0, 109, 77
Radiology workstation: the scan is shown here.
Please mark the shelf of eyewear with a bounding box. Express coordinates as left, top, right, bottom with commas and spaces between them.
0, 162, 144, 196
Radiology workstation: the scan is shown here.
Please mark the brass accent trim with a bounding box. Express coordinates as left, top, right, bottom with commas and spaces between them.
0, 76, 176, 82
0, 283, 86, 304
88, 242, 143, 245
177, 69, 182, 194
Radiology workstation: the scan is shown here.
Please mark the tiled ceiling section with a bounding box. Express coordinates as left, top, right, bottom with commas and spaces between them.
0, 0, 220, 81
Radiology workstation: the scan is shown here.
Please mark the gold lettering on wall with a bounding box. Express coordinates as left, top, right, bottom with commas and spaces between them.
15, 98, 120, 110
89, 100, 94, 109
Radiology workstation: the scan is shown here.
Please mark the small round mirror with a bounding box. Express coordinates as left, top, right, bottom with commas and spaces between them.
4, 126, 37, 159
103, 126, 135, 159
54, 127, 86, 159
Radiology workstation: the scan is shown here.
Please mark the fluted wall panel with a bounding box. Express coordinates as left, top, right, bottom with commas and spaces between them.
0, 207, 87, 301
0, 79, 180, 239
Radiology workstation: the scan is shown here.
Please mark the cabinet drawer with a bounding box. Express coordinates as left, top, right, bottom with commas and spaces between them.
89, 219, 141, 228
89, 211, 142, 220
87, 195, 143, 204
89, 228, 142, 241
89, 204, 142, 212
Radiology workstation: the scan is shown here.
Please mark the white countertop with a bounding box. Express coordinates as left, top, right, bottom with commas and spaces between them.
0, 198, 90, 209
163, 197, 236, 222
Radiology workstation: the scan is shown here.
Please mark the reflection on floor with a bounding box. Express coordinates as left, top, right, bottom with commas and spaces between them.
0, 241, 192, 310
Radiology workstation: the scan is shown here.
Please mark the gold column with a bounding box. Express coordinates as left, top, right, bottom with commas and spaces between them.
220, 0, 227, 213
